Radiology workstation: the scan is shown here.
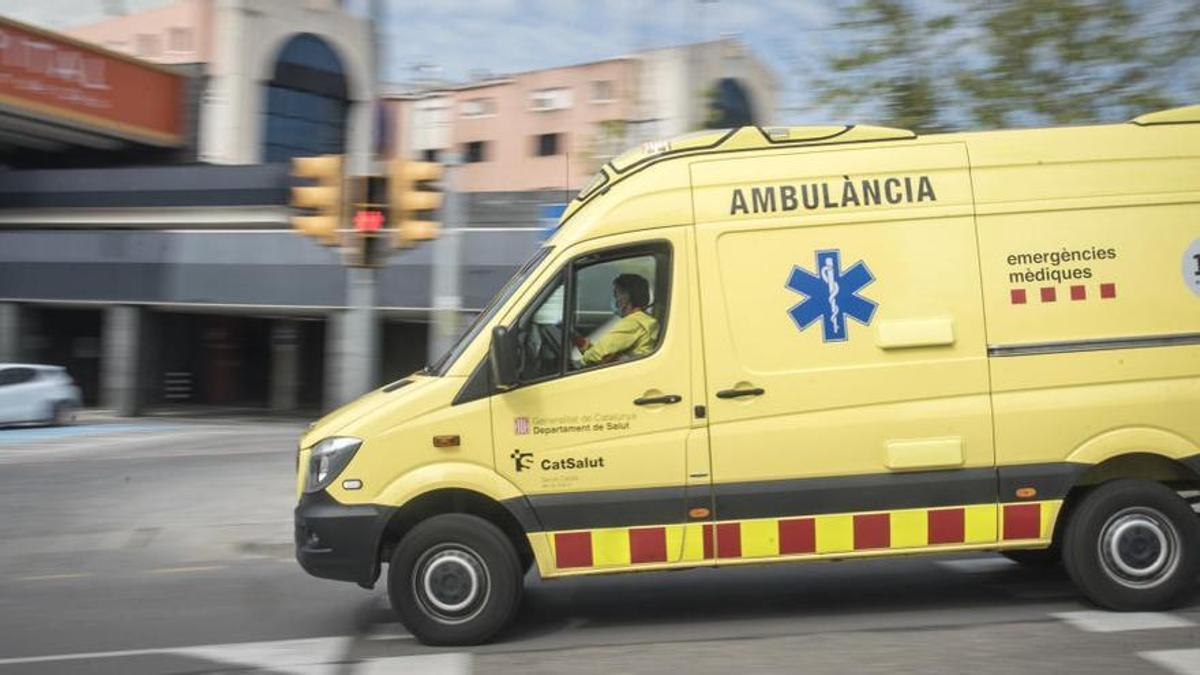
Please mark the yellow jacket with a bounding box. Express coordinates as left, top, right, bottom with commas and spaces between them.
582, 310, 660, 365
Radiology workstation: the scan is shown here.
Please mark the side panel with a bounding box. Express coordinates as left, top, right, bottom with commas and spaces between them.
971, 123, 1200, 489
689, 142, 1002, 558
524, 501, 1043, 579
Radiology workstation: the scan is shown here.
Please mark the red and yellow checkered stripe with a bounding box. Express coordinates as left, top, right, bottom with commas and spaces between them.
543, 501, 1060, 573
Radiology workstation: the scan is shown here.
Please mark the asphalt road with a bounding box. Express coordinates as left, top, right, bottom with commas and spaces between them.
0, 418, 1197, 674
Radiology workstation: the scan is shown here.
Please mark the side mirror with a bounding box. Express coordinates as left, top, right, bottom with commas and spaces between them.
489, 325, 519, 390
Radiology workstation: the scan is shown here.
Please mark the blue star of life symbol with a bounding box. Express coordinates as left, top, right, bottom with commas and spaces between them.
785, 249, 878, 342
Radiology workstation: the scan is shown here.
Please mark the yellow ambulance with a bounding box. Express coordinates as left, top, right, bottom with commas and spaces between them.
295, 105, 1200, 645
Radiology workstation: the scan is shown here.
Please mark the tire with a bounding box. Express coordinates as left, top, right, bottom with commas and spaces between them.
1002, 547, 1060, 567
1062, 479, 1200, 611
48, 401, 75, 427
388, 513, 523, 646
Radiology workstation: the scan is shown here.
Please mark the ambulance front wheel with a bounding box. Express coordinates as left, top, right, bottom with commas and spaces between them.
1063, 479, 1200, 611
388, 513, 523, 646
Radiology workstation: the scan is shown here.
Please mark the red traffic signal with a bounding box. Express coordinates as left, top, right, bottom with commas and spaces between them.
353, 209, 384, 232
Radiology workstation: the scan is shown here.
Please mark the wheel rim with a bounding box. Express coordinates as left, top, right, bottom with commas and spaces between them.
1097, 507, 1180, 589
412, 544, 490, 625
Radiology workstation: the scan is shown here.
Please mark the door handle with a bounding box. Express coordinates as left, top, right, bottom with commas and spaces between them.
633, 394, 682, 406
715, 387, 765, 399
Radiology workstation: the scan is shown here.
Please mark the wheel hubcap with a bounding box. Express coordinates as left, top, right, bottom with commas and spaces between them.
412, 545, 490, 624
1098, 507, 1179, 589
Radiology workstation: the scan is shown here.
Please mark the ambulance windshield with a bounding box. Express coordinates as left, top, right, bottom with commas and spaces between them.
426, 245, 554, 376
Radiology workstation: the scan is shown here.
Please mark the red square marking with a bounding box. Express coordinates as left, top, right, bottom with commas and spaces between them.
702, 523, 714, 559
629, 527, 668, 564
554, 532, 593, 568
1100, 282, 1117, 299
715, 522, 742, 558
1003, 503, 1041, 540
778, 518, 816, 554
1070, 285, 1086, 301
1010, 289, 1027, 305
853, 513, 890, 550
927, 508, 965, 545
1040, 287, 1056, 303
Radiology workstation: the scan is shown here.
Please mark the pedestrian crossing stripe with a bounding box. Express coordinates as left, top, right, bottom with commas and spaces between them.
537, 501, 1061, 574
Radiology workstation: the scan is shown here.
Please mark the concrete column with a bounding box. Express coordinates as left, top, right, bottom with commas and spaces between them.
0, 303, 20, 362
102, 305, 143, 416
428, 153, 463, 363
270, 319, 300, 412
325, 268, 379, 409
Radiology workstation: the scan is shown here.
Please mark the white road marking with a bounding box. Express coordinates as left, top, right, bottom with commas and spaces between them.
934, 557, 1017, 574
147, 564, 227, 575
13, 573, 92, 582
0, 637, 348, 671
356, 653, 472, 674
0, 647, 175, 666
1053, 610, 1197, 633
0, 636, 466, 674
1141, 649, 1200, 675
173, 637, 349, 673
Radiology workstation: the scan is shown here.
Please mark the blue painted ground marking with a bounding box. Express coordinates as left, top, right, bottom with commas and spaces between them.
0, 423, 181, 444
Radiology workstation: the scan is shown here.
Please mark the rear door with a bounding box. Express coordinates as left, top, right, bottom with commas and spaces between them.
0, 368, 15, 423
0, 367, 38, 423
689, 142, 998, 562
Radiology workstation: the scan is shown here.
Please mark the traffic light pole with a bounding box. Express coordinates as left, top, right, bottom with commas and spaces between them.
428, 152, 463, 364
332, 264, 379, 406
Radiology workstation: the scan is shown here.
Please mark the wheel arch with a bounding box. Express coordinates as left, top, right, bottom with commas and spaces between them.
377, 487, 537, 576
1064, 426, 1199, 470
1054, 439, 1200, 546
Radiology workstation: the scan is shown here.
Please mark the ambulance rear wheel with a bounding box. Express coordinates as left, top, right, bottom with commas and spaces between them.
388, 513, 523, 646
1063, 479, 1200, 611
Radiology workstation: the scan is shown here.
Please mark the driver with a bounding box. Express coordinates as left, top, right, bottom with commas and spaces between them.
571, 273, 659, 366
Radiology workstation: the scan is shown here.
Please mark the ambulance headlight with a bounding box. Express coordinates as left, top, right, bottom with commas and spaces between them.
304, 437, 362, 494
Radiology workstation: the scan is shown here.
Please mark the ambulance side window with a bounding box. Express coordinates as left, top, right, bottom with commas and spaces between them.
568, 245, 669, 371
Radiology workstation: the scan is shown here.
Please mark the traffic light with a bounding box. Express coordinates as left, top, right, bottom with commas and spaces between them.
290, 155, 346, 245
349, 176, 388, 267
388, 159, 443, 247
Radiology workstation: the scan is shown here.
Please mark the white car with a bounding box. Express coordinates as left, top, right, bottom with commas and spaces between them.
0, 364, 82, 426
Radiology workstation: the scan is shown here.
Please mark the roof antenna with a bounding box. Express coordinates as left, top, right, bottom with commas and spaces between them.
564, 151, 570, 204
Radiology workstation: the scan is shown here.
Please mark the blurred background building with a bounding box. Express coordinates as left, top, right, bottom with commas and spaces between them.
0, 0, 775, 416
383, 39, 774, 191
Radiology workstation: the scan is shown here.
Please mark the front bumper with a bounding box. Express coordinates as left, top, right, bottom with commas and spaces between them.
294, 491, 394, 589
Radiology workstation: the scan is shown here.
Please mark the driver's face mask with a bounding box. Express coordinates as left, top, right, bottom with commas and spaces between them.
610, 291, 627, 317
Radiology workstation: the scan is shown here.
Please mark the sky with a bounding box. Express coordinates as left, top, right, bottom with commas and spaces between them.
0, 0, 837, 123
2, 0, 1193, 128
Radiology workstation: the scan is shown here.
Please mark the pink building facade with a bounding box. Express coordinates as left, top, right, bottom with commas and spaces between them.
385, 39, 775, 193
67, 0, 213, 65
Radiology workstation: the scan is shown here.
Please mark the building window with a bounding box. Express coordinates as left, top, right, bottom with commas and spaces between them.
135, 33, 161, 57
463, 141, 488, 163
534, 133, 561, 157
168, 27, 193, 53
529, 87, 572, 111
460, 98, 496, 118
262, 33, 349, 163
421, 148, 441, 162
591, 80, 615, 102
